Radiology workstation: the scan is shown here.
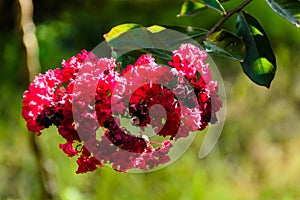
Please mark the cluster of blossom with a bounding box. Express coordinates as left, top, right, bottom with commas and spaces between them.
22, 43, 222, 173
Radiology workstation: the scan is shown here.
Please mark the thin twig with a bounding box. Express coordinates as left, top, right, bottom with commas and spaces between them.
200, 0, 253, 44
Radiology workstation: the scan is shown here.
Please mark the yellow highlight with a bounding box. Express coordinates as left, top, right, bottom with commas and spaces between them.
147, 25, 165, 33
104, 23, 140, 42
254, 57, 274, 75
250, 25, 264, 36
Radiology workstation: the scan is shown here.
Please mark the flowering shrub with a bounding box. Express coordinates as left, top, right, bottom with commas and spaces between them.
22, 44, 222, 173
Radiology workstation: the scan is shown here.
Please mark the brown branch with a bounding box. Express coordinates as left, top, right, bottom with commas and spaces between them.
200, 0, 253, 44
18, 0, 58, 199
19, 0, 41, 81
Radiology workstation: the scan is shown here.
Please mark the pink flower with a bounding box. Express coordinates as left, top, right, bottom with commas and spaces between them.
59, 141, 78, 157
22, 44, 222, 173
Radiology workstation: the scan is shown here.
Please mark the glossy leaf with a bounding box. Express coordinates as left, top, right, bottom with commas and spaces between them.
177, 0, 229, 17
204, 0, 226, 14
148, 25, 207, 38
104, 23, 172, 63
148, 25, 244, 60
105, 24, 207, 60
105, 23, 246, 63
104, 23, 141, 43
105, 23, 165, 50
177, 0, 206, 17
266, 0, 300, 27
203, 29, 245, 60
236, 11, 276, 88
147, 25, 207, 57
148, 25, 207, 45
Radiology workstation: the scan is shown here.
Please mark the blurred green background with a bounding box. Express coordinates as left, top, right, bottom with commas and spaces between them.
1, 0, 300, 199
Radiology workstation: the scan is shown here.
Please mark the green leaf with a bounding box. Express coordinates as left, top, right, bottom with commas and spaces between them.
148, 25, 207, 45
104, 23, 172, 62
236, 11, 276, 88
104, 23, 141, 43
148, 25, 244, 60
203, 29, 245, 60
170, 26, 207, 39
104, 23, 158, 51
266, 0, 300, 27
105, 24, 246, 69
177, 0, 229, 17
148, 25, 207, 38
146, 25, 207, 58
177, 0, 206, 17
204, 0, 226, 14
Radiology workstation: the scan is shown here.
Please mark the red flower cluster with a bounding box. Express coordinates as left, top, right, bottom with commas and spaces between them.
169, 44, 222, 128
22, 44, 222, 173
